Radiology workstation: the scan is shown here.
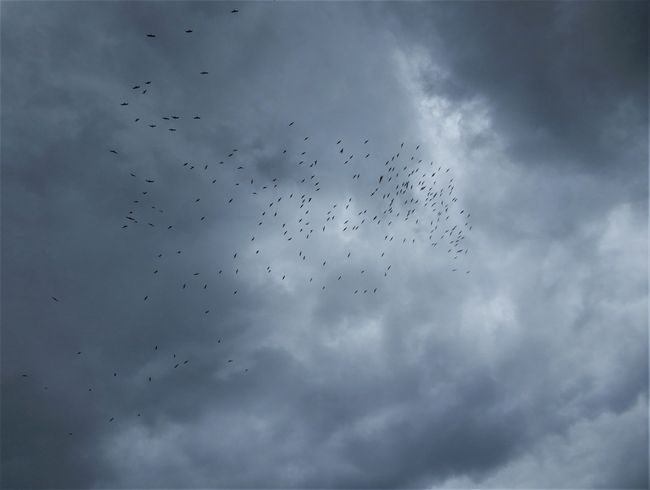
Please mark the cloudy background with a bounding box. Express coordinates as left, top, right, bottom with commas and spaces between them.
1, 1, 648, 488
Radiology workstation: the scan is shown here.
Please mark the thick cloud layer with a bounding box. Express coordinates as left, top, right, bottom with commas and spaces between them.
2, 2, 647, 489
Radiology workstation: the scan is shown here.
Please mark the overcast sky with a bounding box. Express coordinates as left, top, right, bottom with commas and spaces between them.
1, 1, 648, 489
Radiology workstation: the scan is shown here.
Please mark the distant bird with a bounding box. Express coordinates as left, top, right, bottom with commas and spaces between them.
185, 29, 193, 33
200, 71, 209, 75
120, 102, 128, 106
289, 121, 294, 126
109, 149, 118, 154
146, 34, 156, 38
51, 296, 59, 302
231, 9, 239, 13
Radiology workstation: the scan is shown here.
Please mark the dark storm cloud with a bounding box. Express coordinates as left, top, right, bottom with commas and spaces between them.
2, 2, 647, 489
388, 1, 648, 183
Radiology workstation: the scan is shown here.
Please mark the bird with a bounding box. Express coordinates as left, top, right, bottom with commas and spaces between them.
231, 9, 239, 13
185, 29, 193, 33
51, 296, 59, 302
146, 33, 156, 38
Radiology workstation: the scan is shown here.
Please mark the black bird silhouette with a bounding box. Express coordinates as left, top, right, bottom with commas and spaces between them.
110, 149, 118, 154
51, 296, 59, 302
146, 34, 156, 38
200, 71, 209, 75
185, 29, 193, 33
231, 9, 239, 13
120, 102, 128, 106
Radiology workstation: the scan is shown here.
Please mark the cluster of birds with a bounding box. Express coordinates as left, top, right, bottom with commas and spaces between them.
24, 10, 473, 437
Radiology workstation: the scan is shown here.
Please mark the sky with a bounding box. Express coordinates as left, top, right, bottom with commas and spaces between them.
1, 1, 648, 489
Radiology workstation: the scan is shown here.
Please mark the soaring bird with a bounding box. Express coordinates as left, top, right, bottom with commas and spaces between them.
146, 34, 156, 38
185, 29, 193, 33
231, 9, 239, 13
51, 296, 59, 302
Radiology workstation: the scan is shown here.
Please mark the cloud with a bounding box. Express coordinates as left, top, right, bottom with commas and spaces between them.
2, 2, 647, 489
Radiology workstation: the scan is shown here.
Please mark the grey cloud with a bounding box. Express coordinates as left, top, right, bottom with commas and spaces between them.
2, 2, 647, 489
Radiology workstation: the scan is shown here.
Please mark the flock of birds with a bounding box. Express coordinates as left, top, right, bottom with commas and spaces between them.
22, 10, 473, 437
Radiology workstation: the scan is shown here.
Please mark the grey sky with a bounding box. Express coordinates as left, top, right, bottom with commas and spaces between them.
1, 1, 647, 489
